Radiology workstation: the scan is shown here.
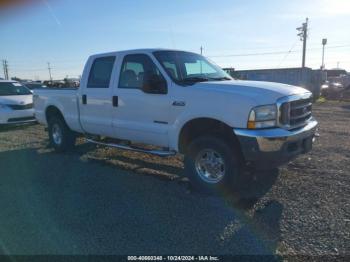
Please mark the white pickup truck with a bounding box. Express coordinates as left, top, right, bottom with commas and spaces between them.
34, 49, 318, 193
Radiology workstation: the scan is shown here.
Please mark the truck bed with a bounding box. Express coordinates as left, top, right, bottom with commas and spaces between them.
33, 88, 83, 133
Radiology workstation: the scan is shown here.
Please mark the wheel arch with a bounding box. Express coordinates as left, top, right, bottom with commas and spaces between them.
45, 105, 67, 125
177, 117, 243, 157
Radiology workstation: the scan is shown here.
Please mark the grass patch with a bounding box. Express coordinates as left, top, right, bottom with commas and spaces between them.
316, 96, 326, 103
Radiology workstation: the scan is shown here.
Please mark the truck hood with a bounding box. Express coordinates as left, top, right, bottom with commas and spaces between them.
194, 80, 310, 103
0, 95, 33, 105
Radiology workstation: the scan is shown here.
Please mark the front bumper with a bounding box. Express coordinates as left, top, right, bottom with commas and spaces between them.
234, 118, 318, 169
0, 108, 36, 125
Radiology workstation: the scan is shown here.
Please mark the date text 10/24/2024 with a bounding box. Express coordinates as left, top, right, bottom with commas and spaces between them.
127, 256, 220, 261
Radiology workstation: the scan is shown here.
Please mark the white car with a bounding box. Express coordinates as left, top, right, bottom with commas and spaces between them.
34, 49, 317, 193
0, 80, 36, 125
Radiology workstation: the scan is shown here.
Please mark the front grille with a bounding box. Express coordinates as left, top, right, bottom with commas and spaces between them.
7, 103, 33, 110
279, 95, 313, 129
7, 116, 35, 123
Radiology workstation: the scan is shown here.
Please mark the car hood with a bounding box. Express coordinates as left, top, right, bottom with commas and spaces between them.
0, 95, 33, 105
194, 80, 310, 103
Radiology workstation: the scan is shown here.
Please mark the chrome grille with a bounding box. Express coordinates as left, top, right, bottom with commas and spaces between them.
278, 93, 313, 130
290, 98, 312, 127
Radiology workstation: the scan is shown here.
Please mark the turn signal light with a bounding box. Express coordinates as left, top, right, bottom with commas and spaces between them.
247, 121, 255, 129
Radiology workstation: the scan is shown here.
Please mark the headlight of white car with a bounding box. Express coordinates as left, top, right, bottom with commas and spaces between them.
248, 104, 277, 129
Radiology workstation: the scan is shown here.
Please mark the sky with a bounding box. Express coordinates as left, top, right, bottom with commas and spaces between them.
1, 0, 350, 80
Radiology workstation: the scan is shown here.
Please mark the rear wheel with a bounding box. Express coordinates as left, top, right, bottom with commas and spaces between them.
184, 135, 242, 194
48, 116, 76, 152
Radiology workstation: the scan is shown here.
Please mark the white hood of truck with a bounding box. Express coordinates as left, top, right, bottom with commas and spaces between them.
0, 95, 33, 105
194, 80, 310, 103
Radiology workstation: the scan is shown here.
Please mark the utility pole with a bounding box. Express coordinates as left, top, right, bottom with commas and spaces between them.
199, 46, 203, 73
47, 62, 53, 82
321, 38, 327, 70
5, 60, 9, 79
297, 18, 308, 68
2, 60, 9, 80
2, 60, 5, 79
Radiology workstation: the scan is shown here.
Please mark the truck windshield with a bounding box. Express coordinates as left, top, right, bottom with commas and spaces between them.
0, 82, 32, 96
153, 51, 232, 85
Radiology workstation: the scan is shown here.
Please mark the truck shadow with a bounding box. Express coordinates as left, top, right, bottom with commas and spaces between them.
59, 143, 280, 210
77, 144, 279, 209
0, 147, 283, 256
233, 169, 279, 209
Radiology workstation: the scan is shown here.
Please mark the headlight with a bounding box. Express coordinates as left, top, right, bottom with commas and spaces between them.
248, 104, 277, 129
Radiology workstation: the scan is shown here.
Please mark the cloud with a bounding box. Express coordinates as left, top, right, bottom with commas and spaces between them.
276, 0, 350, 20
320, 0, 350, 16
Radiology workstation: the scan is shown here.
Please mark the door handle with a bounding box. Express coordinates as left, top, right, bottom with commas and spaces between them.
112, 96, 118, 107
82, 94, 87, 105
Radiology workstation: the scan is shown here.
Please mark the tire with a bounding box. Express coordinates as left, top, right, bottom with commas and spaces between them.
48, 115, 76, 152
184, 135, 242, 194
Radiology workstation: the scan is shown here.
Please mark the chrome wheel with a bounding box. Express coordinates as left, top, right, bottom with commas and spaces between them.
195, 149, 226, 184
52, 123, 62, 145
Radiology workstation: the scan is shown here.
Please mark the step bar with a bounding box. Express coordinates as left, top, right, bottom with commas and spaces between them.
86, 138, 176, 157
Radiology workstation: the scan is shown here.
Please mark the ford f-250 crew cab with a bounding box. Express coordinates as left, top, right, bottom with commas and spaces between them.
34, 49, 318, 193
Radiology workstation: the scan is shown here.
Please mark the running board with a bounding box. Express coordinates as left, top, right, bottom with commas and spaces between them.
86, 138, 176, 157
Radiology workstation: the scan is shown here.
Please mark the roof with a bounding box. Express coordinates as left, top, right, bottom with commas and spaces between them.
89, 48, 196, 58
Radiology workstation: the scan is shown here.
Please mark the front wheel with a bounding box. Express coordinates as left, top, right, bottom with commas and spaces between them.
184, 136, 242, 194
48, 116, 76, 152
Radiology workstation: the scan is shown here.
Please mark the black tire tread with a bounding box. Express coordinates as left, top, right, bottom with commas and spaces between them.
48, 115, 76, 152
184, 135, 242, 194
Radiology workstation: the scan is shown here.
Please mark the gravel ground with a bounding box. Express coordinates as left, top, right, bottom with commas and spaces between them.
0, 101, 349, 256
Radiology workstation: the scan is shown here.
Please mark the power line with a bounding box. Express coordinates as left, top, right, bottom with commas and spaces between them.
276, 40, 299, 67
2, 41, 350, 78
3, 43, 349, 66
207, 44, 350, 58
208, 50, 293, 58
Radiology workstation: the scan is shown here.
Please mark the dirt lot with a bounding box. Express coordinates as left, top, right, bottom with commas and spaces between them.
0, 101, 349, 256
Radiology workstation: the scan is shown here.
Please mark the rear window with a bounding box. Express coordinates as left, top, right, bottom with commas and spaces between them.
0, 82, 32, 96
87, 56, 116, 88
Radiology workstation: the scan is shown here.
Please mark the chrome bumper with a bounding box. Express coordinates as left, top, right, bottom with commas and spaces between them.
234, 118, 318, 168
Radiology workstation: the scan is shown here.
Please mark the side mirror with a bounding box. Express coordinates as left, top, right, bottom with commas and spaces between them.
142, 74, 167, 94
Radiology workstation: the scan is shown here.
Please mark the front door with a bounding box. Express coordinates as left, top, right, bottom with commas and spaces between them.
112, 54, 170, 147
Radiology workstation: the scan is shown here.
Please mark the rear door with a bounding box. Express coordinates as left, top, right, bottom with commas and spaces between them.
79, 55, 116, 137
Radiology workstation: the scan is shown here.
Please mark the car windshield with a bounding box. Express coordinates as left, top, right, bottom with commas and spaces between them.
153, 51, 232, 85
0, 82, 32, 96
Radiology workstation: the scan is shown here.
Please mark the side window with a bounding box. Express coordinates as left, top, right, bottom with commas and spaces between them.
119, 54, 164, 89
163, 61, 178, 79
87, 56, 116, 88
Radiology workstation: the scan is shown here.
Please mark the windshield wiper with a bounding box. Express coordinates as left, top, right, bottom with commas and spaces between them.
208, 76, 232, 81
181, 76, 209, 83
